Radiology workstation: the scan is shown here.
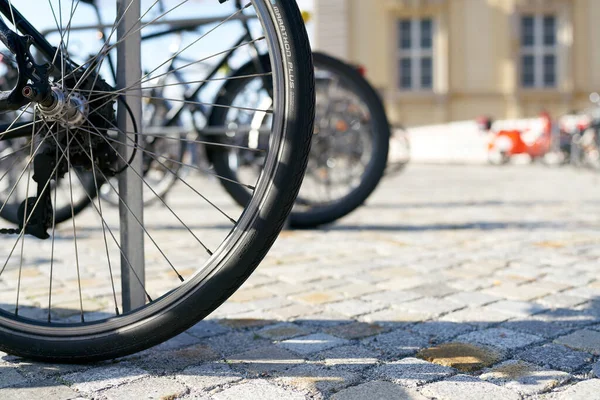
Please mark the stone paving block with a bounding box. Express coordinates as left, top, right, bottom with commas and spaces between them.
151, 332, 203, 352
62, 365, 148, 393
396, 298, 465, 317
213, 379, 305, 400
537, 293, 588, 309
218, 314, 277, 330
562, 286, 600, 300
207, 332, 271, 357
325, 322, 388, 340
228, 287, 274, 303
363, 329, 429, 357
265, 282, 312, 297
290, 291, 345, 305
133, 344, 220, 373
326, 299, 384, 318
103, 376, 188, 400
518, 343, 592, 373
7, 359, 87, 379
377, 277, 433, 291
257, 323, 310, 341
554, 330, 600, 355
270, 304, 315, 320
482, 283, 536, 301
360, 308, 430, 325
177, 362, 242, 392
550, 379, 600, 400
0, 380, 78, 400
294, 311, 349, 327
244, 296, 293, 312
374, 357, 455, 387
416, 343, 504, 372
312, 345, 381, 371
447, 277, 497, 292
331, 381, 428, 400
483, 300, 546, 317
361, 290, 422, 305
534, 308, 600, 327
499, 319, 572, 339
409, 283, 457, 298
332, 283, 380, 299
227, 345, 305, 375
479, 360, 571, 395
275, 364, 361, 395
444, 291, 500, 308
439, 307, 510, 328
421, 374, 521, 400
455, 328, 543, 351
186, 320, 230, 339
278, 334, 349, 355
408, 321, 475, 343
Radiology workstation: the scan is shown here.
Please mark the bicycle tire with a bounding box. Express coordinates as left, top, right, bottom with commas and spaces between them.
0, 0, 314, 362
208, 51, 390, 228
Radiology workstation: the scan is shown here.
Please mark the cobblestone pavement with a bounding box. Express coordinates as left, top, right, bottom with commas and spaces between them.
1, 164, 600, 399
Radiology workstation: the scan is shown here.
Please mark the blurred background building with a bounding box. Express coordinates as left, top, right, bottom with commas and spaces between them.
311, 0, 600, 127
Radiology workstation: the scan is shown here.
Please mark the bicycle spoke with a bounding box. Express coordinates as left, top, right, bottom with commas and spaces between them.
88, 134, 120, 316
43, 127, 152, 308
74, 118, 216, 255
62, 121, 186, 281
14, 110, 36, 316
47, 148, 59, 323
73, 72, 273, 100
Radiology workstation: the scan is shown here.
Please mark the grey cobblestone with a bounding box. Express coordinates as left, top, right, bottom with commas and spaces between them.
479, 360, 570, 395
176, 362, 242, 392
518, 344, 593, 372
554, 330, 600, 355
1, 165, 598, 398
213, 380, 305, 400
275, 364, 361, 396
62, 365, 148, 393
363, 329, 429, 357
331, 381, 428, 400
421, 374, 521, 400
102, 376, 188, 400
0, 380, 79, 400
549, 379, 600, 399
278, 333, 349, 355
455, 328, 544, 351
312, 345, 381, 371
0, 363, 32, 388
373, 357, 455, 387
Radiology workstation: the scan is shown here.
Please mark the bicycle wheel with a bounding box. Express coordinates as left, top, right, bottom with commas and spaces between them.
0, 0, 313, 362
209, 52, 390, 228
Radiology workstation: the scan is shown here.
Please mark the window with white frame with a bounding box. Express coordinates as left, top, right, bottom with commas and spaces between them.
397, 18, 434, 91
520, 14, 557, 88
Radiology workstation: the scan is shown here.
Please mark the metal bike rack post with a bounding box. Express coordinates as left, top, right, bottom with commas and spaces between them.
117, 0, 146, 312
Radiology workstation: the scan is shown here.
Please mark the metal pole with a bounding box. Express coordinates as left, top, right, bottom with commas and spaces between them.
117, 0, 146, 312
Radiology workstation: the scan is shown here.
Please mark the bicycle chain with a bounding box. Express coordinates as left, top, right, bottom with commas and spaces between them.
0, 228, 20, 235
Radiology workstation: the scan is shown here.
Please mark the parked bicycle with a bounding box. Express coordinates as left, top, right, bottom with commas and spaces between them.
0, 0, 315, 362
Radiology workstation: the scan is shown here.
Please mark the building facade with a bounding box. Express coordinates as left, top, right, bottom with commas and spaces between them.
313, 0, 600, 127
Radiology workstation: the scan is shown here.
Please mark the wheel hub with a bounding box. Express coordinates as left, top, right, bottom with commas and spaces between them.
34, 86, 88, 127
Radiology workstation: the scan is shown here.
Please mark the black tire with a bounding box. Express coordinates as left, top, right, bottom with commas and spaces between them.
208, 52, 390, 228
0, 0, 314, 362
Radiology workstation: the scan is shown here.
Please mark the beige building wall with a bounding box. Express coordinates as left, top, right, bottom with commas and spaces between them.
313, 0, 600, 127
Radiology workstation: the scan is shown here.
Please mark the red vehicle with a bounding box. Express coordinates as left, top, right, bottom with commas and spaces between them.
479, 112, 553, 165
